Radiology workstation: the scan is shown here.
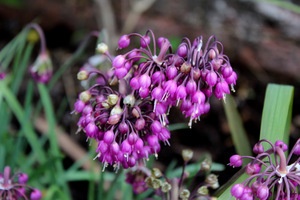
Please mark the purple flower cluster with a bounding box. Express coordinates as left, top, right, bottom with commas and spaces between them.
74, 30, 236, 170
113, 30, 237, 127
74, 73, 171, 170
229, 139, 300, 200
0, 166, 42, 200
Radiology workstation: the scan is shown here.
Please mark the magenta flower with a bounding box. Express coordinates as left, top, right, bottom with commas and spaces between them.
109, 30, 237, 128
0, 166, 42, 200
229, 139, 300, 200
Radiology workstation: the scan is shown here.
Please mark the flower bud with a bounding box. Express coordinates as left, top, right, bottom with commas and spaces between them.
107, 94, 119, 105
30, 52, 53, 83
206, 174, 219, 189
197, 186, 209, 196
108, 114, 121, 125
152, 178, 162, 189
231, 183, 244, 198
118, 35, 130, 49
253, 143, 264, 154
229, 155, 243, 167
151, 168, 162, 178
182, 149, 193, 162
77, 70, 88, 80
96, 43, 108, 54
179, 189, 190, 200
201, 158, 212, 171
110, 105, 123, 116
123, 95, 136, 107
161, 182, 172, 193
79, 91, 91, 103
30, 189, 42, 200
18, 173, 28, 184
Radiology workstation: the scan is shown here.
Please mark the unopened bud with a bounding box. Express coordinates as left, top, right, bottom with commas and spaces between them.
152, 178, 162, 190
179, 189, 190, 200
27, 30, 39, 44
96, 43, 108, 54
77, 70, 89, 80
101, 102, 110, 109
110, 105, 123, 116
201, 158, 212, 171
151, 168, 162, 178
145, 177, 154, 187
161, 182, 171, 193
79, 91, 91, 103
107, 94, 119, 105
132, 107, 140, 118
197, 186, 209, 196
123, 95, 136, 107
205, 174, 219, 189
108, 114, 121, 125
182, 149, 193, 162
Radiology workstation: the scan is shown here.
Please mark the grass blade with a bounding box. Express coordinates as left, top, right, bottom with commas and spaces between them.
223, 94, 252, 156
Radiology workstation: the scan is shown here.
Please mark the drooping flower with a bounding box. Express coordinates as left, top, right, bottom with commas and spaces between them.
109, 30, 237, 128
0, 166, 42, 200
229, 139, 300, 200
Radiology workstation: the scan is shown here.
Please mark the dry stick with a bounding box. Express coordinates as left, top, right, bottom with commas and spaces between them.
34, 117, 101, 173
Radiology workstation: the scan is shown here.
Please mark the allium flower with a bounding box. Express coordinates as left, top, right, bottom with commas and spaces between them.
74, 30, 237, 170
0, 166, 42, 200
125, 163, 151, 194
74, 70, 170, 170
30, 52, 53, 83
111, 30, 237, 128
26, 23, 52, 83
229, 139, 300, 200
0, 72, 5, 80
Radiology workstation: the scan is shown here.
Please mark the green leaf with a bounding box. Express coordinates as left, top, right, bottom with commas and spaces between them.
223, 94, 252, 156
259, 83, 293, 145
217, 84, 294, 199
0, 81, 47, 163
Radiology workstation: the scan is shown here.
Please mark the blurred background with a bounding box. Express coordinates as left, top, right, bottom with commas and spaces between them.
0, 0, 300, 199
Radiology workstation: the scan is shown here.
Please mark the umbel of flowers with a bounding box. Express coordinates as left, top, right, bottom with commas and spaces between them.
74, 30, 237, 170
0, 166, 42, 200
229, 139, 300, 200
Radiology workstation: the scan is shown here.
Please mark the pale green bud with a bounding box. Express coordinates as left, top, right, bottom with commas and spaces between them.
123, 94, 136, 107
79, 91, 91, 103
161, 182, 171, 193
151, 168, 162, 178
107, 94, 119, 105
96, 43, 108, 54
179, 189, 190, 200
182, 149, 193, 162
197, 186, 209, 196
77, 70, 88, 80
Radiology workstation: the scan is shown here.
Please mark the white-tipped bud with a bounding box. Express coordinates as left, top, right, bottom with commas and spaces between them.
161, 182, 172, 193
151, 168, 162, 178
123, 94, 136, 107
182, 149, 193, 162
79, 91, 91, 103
197, 186, 209, 196
205, 174, 219, 189
110, 105, 123, 116
201, 158, 212, 171
107, 94, 119, 105
77, 70, 88, 81
101, 102, 110, 109
179, 189, 190, 200
96, 43, 108, 54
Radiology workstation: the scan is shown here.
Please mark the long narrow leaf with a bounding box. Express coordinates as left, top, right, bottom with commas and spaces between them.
223, 94, 252, 156
0, 81, 46, 163
259, 84, 293, 145
217, 84, 294, 199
